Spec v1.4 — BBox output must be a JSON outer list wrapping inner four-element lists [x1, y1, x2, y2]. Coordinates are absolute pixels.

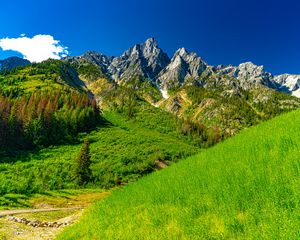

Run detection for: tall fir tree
[[74, 139, 92, 186]]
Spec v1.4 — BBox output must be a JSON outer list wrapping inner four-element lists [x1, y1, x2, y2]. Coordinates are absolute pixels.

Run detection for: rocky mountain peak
[[145, 37, 158, 48], [175, 47, 188, 57], [236, 61, 274, 89], [238, 62, 265, 74], [158, 48, 208, 89], [81, 51, 113, 65], [273, 74, 300, 97], [121, 38, 161, 59], [109, 38, 170, 81], [173, 48, 206, 65]]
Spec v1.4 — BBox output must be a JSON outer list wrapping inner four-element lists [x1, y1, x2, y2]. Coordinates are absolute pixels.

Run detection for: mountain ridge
[[2, 38, 299, 97], [0, 56, 31, 71], [60, 38, 300, 136], [1, 39, 300, 137], [64, 38, 300, 97]]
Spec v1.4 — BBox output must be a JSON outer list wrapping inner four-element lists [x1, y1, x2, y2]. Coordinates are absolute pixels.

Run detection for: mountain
[[64, 38, 300, 136], [0, 59, 88, 97], [213, 62, 300, 96], [109, 37, 170, 82], [273, 74, 300, 97], [214, 62, 275, 90], [65, 51, 113, 79], [66, 38, 170, 84], [0, 57, 31, 71], [0, 40, 298, 240], [67, 38, 299, 97]]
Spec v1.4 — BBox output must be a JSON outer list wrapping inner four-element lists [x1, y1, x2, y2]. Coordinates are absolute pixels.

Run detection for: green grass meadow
[[58, 109, 300, 239]]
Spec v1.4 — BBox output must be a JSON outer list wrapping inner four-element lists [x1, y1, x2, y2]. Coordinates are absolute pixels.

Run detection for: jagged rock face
[[68, 38, 170, 84], [109, 38, 170, 82], [80, 51, 113, 69], [214, 62, 279, 91], [158, 48, 208, 89], [236, 62, 274, 89], [64, 51, 113, 77], [0, 57, 30, 71], [274, 74, 300, 97], [213, 64, 239, 77]]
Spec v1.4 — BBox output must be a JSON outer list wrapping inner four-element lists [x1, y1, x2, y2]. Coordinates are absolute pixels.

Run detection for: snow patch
[[160, 88, 169, 99], [292, 88, 300, 98]]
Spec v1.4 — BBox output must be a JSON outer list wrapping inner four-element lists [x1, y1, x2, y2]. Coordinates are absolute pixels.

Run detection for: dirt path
[[0, 190, 110, 239], [0, 207, 82, 218], [0, 209, 82, 240]]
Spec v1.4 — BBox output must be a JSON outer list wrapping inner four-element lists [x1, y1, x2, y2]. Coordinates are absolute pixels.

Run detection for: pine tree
[[74, 139, 92, 186]]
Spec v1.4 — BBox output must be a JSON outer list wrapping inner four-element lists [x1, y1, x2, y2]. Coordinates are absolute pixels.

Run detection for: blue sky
[[0, 0, 299, 74]]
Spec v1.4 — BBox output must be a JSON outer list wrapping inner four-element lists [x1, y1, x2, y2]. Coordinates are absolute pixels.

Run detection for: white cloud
[[0, 34, 69, 63]]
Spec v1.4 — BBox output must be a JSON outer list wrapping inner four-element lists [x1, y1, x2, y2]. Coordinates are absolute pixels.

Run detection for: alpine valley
[[1, 37, 300, 191], [0, 38, 299, 239]]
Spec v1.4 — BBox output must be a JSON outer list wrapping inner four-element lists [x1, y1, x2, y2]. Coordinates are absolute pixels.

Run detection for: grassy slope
[[0, 189, 108, 210], [59, 109, 300, 240]]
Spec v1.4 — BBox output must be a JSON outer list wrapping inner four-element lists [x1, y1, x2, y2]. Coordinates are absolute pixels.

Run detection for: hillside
[[0, 59, 88, 97], [0, 59, 99, 155], [0, 57, 30, 71], [0, 110, 199, 199], [59, 109, 300, 239]]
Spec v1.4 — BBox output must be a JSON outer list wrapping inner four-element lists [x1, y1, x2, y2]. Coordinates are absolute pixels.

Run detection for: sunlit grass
[[59, 109, 300, 239], [0, 189, 108, 210]]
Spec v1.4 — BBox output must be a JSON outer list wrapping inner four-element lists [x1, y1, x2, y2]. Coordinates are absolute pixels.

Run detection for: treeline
[[179, 119, 223, 147], [0, 90, 100, 154]]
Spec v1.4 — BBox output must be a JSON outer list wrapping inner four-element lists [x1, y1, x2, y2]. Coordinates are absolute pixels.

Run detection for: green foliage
[[0, 59, 86, 98], [99, 80, 300, 151], [0, 90, 100, 154], [102, 85, 224, 147], [103, 84, 140, 118], [76, 63, 107, 81], [74, 139, 92, 186], [0, 111, 199, 196], [0, 59, 100, 155], [58, 109, 300, 240], [179, 84, 300, 136], [179, 119, 223, 147]]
